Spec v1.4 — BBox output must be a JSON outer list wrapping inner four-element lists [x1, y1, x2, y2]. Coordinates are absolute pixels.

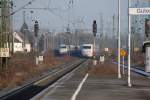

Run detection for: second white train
[[81, 44, 94, 57]]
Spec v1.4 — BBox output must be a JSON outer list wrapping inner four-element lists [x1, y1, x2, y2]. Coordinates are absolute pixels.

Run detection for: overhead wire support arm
[[23, 7, 64, 20], [10, 0, 37, 15]]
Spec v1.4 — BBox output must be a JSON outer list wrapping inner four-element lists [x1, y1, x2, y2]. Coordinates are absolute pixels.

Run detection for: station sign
[[0, 48, 10, 57], [129, 8, 150, 15]]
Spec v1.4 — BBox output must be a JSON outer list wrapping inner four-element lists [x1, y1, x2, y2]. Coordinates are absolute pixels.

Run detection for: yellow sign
[[120, 49, 127, 57]]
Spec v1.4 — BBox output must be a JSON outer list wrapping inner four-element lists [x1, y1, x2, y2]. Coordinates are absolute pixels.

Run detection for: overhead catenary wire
[[12, 0, 76, 30], [11, 0, 38, 15], [22, 0, 69, 21]]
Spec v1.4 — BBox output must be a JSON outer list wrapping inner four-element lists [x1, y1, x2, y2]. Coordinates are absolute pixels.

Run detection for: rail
[[0, 59, 87, 100]]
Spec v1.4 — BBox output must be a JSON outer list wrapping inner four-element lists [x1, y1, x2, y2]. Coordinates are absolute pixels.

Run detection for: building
[[13, 32, 31, 53], [43, 32, 54, 52]]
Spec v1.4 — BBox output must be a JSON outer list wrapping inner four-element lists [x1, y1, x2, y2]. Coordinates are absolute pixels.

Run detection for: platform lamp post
[[93, 20, 97, 65], [128, 0, 132, 87], [118, 0, 121, 79]]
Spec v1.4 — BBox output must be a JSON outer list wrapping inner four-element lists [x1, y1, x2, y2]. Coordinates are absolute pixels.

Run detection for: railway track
[[0, 59, 88, 100], [113, 62, 150, 77]]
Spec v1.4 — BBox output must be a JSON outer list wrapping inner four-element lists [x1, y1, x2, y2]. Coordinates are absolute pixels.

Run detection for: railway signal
[[93, 20, 97, 37], [92, 20, 97, 65], [34, 20, 39, 37], [34, 20, 39, 66]]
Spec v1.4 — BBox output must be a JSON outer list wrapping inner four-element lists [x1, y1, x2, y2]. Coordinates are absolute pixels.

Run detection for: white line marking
[[71, 73, 89, 100]]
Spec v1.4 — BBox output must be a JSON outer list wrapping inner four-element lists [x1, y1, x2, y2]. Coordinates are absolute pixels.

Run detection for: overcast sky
[[13, 0, 129, 32]]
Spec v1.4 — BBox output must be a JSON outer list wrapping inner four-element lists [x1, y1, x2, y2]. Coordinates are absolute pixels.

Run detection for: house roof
[[13, 32, 30, 43]]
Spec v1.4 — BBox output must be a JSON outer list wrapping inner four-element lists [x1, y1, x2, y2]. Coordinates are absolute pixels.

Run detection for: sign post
[[120, 49, 127, 75], [128, 1, 150, 87], [123, 56, 125, 75]]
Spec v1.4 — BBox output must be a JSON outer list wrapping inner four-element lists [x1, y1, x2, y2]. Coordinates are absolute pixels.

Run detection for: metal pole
[[1, 0, 5, 68], [94, 37, 96, 59], [10, 0, 14, 54], [118, 0, 121, 79], [12, 32, 14, 53], [122, 56, 125, 75], [0, 0, 2, 68], [93, 36, 97, 65], [23, 11, 26, 49], [99, 13, 103, 53], [149, 0, 150, 18], [128, 0, 132, 87]]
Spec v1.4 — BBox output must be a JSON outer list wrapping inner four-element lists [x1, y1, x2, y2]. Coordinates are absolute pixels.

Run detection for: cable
[[11, 0, 38, 15], [12, 0, 71, 24], [23, 7, 66, 20]]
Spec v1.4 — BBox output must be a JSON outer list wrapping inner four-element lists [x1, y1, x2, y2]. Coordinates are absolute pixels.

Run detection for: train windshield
[[83, 46, 91, 49], [60, 46, 67, 48]]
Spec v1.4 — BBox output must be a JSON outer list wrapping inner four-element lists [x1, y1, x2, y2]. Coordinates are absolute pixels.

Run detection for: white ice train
[[81, 44, 94, 57], [59, 44, 68, 54]]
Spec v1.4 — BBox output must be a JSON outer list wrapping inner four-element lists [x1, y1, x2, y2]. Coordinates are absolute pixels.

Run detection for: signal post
[[120, 49, 127, 75], [34, 20, 39, 66], [93, 20, 97, 65]]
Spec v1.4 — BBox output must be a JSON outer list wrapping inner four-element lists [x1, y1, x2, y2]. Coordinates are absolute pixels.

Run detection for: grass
[[0, 51, 76, 90]]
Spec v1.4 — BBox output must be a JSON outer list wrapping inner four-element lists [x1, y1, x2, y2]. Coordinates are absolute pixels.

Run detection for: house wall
[[14, 43, 24, 53], [25, 44, 31, 52]]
